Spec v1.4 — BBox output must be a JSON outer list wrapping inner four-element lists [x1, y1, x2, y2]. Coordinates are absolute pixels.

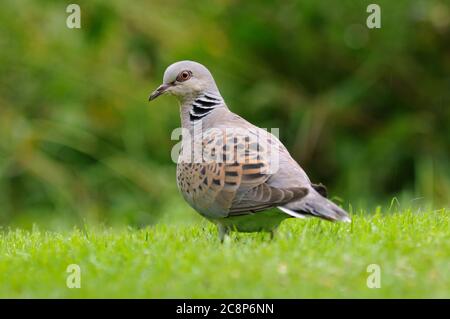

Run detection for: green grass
[[0, 208, 448, 298]]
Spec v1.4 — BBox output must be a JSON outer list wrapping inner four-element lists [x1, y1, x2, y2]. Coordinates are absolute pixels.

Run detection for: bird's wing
[[183, 125, 308, 217]]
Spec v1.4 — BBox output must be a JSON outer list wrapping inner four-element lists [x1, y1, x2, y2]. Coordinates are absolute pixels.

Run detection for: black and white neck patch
[[189, 93, 223, 122]]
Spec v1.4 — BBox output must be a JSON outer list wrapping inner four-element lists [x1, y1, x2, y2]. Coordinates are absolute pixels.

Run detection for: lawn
[[0, 208, 448, 298]]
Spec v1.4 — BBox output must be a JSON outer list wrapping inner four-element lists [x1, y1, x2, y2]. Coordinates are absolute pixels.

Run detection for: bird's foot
[[270, 228, 277, 240], [218, 224, 230, 243]]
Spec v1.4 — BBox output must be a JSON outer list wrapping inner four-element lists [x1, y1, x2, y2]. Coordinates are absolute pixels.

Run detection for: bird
[[149, 60, 350, 241]]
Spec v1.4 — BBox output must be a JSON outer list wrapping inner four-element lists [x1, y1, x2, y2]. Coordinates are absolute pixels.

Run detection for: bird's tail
[[278, 189, 351, 222]]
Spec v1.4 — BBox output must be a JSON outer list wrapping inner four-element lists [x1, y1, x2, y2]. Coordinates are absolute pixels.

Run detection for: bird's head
[[149, 60, 219, 102]]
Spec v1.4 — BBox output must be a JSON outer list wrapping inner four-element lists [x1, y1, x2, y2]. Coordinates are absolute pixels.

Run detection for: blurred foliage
[[0, 0, 449, 227]]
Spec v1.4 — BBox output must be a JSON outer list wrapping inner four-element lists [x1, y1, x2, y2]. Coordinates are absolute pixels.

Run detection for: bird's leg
[[270, 228, 278, 240], [217, 223, 230, 243]]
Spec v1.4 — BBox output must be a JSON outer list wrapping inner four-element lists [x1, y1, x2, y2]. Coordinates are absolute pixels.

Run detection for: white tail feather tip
[[278, 206, 307, 219], [342, 216, 352, 223]]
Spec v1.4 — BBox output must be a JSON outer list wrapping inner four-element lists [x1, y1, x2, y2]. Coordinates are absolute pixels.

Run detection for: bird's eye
[[177, 70, 192, 82]]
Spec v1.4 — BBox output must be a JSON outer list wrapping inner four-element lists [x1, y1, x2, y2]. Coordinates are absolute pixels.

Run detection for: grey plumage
[[149, 60, 350, 240]]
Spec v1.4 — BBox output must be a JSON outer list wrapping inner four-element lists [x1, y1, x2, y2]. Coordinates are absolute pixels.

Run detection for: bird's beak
[[148, 83, 172, 101]]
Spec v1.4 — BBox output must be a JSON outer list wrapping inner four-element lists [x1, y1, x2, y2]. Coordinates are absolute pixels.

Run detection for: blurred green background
[[0, 0, 448, 229]]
